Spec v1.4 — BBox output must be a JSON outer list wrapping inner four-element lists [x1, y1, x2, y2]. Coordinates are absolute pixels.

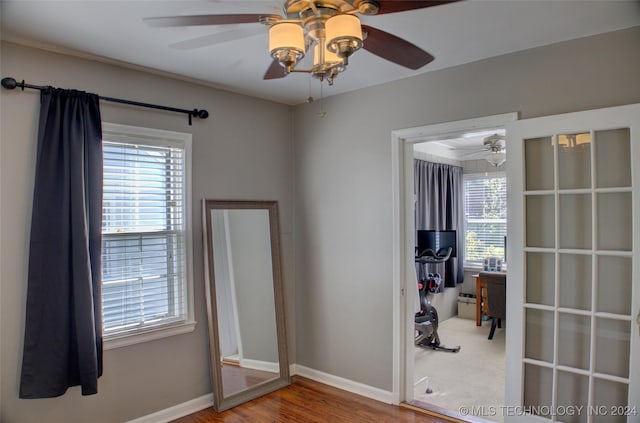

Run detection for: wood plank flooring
[[171, 376, 456, 423], [220, 364, 280, 397]]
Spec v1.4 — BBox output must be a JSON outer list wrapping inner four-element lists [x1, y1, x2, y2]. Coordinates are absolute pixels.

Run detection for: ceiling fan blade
[[361, 25, 434, 70], [143, 14, 280, 27], [263, 59, 286, 80], [460, 149, 490, 158], [373, 0, 460, 15], [170, 27, 265, 50], [454, 146, 489, 152]]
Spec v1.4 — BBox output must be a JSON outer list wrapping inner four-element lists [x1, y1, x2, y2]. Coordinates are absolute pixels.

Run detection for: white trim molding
[[239, 358, 280, 373], [126, 394, 213, 423], [293, 364, 394, 404], [127, 363, 394, 422], [390, 112, 519, 406]]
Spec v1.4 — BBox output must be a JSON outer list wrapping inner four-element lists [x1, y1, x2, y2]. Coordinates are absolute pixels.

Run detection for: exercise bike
[[414, 247, 460, 353]]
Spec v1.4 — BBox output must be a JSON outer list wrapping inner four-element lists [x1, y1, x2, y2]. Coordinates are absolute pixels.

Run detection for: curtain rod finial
[[192, 109, 209, 119], [2, 77, 18, 90]]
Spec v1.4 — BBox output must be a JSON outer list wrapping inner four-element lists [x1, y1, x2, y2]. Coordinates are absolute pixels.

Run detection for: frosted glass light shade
[[314, 41, 341, 66], [325, 14, 362, 54], [486, 151, 506, 167], [269, 23, 304, 55]]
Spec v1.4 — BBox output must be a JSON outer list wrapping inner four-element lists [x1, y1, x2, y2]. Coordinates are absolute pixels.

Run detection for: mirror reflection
[[203, 200, 289, 411]]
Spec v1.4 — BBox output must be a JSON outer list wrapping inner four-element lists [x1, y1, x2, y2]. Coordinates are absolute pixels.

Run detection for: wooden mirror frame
[[202, 199, 290, 411]]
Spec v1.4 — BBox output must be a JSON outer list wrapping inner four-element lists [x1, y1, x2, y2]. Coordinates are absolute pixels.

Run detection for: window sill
[[464, 265, 483, 272], [464, 265, 508, 273], [104, 320, 197, 350]]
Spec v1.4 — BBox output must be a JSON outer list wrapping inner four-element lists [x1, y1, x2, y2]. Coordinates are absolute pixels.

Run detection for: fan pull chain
[[306, 77, 314, 104], [317, 79, 327, 118]]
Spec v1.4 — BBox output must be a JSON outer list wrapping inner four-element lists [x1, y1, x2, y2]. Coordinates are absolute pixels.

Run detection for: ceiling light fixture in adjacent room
[[483, 133, 506, 167], [485, 151, 506, 167]]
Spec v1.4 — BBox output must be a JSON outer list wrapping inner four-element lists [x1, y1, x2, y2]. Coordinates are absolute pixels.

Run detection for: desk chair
[[480, 272, 506, 340]]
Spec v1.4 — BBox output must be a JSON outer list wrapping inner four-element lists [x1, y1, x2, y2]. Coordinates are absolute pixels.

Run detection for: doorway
[[412, 132, 507, 419], [390, 112, 518, 418], [393, 104, 640, 423]]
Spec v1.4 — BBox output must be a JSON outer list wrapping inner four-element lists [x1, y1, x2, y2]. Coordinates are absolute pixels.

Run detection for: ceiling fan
[[444, 133, 506, 166], [144, 0, 459, 84], [469, 133, 506, 166]]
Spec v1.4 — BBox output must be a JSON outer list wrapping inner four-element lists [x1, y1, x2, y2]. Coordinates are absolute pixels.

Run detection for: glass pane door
[[505, 104, 640, 422]]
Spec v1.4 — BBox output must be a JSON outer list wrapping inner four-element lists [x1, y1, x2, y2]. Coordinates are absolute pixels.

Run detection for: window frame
[[463, 171, 507, 270], [101, 122, 196, 350]]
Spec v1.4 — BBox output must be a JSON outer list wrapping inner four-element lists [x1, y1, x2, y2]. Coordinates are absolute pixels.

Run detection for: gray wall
[[211, 210, 239, 358], [292, 26, 640, 392], [0, 42, 294, 422], [227, 209, 279, 363]]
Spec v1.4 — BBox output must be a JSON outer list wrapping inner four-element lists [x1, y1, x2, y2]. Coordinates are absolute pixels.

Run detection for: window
[[101, 123, 195, 348], [463, 172, 507, 268]]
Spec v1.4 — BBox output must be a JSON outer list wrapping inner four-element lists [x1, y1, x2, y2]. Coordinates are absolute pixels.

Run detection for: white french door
[[505, 104, 640, 422]]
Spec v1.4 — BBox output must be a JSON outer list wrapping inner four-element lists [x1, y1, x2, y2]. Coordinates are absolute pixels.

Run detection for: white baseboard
[[127, 364, 392, 422], [292, 364, 394, 404], [126, 393, 213, 423], [239, 358, 280, 373]]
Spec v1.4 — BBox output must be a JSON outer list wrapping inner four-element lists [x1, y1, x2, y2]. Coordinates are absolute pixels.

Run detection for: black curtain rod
[[1, 77, 209, 126]]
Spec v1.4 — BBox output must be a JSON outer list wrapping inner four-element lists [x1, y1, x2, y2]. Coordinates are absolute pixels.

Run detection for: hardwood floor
[[171, 376, 456, 423], [220, 364, 279, 397]]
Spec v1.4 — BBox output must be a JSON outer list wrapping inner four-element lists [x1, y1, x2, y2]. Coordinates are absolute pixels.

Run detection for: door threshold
[[402, 400, 497, 423]]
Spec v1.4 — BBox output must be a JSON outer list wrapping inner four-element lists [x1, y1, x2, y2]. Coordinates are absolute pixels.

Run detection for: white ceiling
[[1, 0, 639, 105], [414, 129, 506, 161]]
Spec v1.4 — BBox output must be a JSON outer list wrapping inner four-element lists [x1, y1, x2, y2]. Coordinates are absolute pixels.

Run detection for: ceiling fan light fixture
[[312, 41, 344, 79], [325, 14, 363, 58], [357, 0, 380, 15], [269, 23, 305, 70], [146, 0, 446, 86], [486, 151, 506, 167], [314, 43, 342, 66]]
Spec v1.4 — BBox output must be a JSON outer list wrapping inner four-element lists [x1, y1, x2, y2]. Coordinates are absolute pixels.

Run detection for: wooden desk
[[474, 274, 486, 326]]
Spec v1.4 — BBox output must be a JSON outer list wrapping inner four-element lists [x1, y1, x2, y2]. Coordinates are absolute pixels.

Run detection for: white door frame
[[390, 112, 519, 404]]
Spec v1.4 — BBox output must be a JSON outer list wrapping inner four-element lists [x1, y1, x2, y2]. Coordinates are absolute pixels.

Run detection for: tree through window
[[464, 173, 507, 267]]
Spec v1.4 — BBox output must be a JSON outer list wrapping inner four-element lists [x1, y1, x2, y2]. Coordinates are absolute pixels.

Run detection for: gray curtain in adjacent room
[[19, 88, 103, 398], [414, 159, 464, 287]]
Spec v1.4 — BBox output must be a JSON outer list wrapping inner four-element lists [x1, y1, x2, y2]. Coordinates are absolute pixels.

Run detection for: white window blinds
[[463, 173, 507, 267], [101, 125, 192, 340]]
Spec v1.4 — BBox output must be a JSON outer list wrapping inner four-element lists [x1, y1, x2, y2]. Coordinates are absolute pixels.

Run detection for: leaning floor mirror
[[202, 199, 290, 411]]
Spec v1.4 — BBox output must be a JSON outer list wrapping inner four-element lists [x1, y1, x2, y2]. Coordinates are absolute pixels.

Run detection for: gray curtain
[[20, 88, 103, 398], [414, 159, 464, 287]]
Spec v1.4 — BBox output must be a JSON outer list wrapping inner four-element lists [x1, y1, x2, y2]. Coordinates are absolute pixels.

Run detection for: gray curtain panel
[[414, 159, 464, 287], [20, 88, 103, 398]]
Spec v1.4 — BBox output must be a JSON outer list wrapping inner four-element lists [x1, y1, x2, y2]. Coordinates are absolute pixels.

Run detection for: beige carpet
[[413, 316, 505, 422]]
